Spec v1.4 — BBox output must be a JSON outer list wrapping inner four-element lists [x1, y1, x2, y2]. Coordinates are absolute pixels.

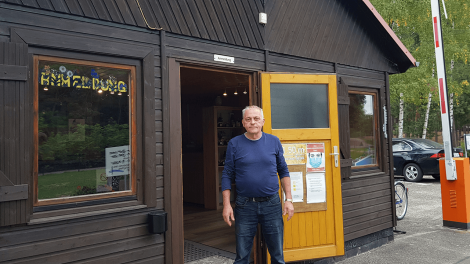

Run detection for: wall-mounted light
[[243, 88, 247, 94], [223, 89, 227, 96], [98, 88, 103, 94], [43, 87, 48, 91], [110, 90, 115, 94], [234, 89, 238, 95], [118, 92, 122, 96]]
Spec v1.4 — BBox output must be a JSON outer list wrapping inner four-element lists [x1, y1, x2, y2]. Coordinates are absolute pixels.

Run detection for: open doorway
[[180, 65, 252, 261]]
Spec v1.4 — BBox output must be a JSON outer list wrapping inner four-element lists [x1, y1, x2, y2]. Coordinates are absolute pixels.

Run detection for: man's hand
[[283, 201, 294, 221], [222, 190, 235, 226], [222, 204, 235, 226]]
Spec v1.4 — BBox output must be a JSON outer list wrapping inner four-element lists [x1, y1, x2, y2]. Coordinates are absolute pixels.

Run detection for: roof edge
[[362, 0, 416, 68]]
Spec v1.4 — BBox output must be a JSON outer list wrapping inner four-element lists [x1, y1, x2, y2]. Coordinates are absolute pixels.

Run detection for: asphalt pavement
[[337, 175, 470, 264]]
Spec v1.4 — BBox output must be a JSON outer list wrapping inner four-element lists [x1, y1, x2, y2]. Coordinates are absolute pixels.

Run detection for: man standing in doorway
[[222, 105, 294, 264]]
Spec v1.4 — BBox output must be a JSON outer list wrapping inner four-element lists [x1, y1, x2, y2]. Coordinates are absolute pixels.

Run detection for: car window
[[411, 139, 443, 149], [393, 141, 412, 151]]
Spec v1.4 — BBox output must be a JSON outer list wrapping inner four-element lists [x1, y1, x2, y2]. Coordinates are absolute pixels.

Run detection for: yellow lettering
[[118, 81, 127, 92], [40, 73, 50, 85], [73, 75, 81, 88], [61, 75, 70, 87], [82, 77, 90, 89], [51, 73, 61, 87], [101, 80, 108, 91], [93, 78, 100, 90]]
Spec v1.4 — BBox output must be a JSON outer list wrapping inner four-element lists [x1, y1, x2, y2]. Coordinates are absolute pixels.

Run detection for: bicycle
[[395, 181, 408, 220]]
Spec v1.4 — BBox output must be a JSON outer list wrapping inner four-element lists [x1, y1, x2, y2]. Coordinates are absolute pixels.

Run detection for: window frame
[[33, 55, 138, 207], [348, 90, 381, 170]]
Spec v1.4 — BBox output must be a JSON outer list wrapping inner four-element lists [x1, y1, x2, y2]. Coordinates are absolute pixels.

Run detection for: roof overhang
[[362, 0, 417, 69]]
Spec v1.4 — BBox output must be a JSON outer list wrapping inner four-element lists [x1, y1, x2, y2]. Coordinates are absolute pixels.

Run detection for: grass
[[351, 148, 369, 160], [38, 169, 101, 199]]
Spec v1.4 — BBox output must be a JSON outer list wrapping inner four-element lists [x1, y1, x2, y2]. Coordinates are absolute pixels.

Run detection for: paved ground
[[189, 175, 470, 263], [337, 175, 470, 264]]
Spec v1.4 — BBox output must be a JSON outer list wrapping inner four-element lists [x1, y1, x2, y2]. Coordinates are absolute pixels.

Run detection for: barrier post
[[440, 158, 470, 229]]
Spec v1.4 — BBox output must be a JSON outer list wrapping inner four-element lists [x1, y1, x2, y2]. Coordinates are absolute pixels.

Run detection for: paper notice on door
[[290, 171, 304, 202], [306, 173, 326, 204]]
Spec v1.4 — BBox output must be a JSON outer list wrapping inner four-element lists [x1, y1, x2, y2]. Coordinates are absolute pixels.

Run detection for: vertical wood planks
[[0, 42, 30, 226]]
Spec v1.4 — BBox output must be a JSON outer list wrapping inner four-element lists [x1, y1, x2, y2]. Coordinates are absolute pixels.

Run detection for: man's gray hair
[[242, 105, 264, 119]]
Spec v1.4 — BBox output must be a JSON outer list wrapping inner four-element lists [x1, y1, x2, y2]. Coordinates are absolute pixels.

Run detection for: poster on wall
[[105, 145, 130, 177], [290, 171, 304, 202], [306, 143, 325, 172], [306, 173, 326, 204], [282, 143, 307, 165]]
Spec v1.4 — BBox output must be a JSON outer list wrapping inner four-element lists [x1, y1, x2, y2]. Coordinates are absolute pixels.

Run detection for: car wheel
[[432, 174, 440, 180], [403, 163, 423, 182]]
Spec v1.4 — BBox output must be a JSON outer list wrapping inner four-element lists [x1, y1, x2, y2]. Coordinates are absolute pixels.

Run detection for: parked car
[[392, 138, 463, 182]]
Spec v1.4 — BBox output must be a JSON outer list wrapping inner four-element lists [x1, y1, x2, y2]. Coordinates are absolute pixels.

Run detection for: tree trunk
[[422, 93, 432, 139], [398, 93, 404, 138]]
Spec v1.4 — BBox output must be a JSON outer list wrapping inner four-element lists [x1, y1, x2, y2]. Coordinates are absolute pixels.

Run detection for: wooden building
[[0, 0, 415, 263]]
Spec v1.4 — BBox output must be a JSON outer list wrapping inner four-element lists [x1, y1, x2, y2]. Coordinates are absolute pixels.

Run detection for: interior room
[[180, 66, 250, 257]]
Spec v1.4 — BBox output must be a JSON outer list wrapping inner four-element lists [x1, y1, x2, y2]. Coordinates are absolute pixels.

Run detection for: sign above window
[[39, 63, 129, 94]]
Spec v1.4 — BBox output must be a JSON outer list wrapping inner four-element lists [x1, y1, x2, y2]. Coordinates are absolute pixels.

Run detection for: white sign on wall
[[106, 145, 130, 177], [214, 54, 235, 63]]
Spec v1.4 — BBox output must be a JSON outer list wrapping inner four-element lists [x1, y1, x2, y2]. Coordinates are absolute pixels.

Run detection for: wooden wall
[[0, 4, 164, 263], [0, 210, 164, 263], [0, 1, 400, 262], [268, 53, 394, 242], [0, 0, 414, 74]]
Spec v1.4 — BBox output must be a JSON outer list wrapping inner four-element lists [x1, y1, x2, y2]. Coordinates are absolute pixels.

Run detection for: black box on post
[[148, 211, 167, 234]]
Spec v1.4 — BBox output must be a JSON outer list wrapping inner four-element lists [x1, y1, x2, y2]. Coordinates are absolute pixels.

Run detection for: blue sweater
[[221, 132, 290, 197]]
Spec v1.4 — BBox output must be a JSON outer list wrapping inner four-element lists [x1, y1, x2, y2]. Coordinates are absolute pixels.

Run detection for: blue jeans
[[234, 193, 285, 264]]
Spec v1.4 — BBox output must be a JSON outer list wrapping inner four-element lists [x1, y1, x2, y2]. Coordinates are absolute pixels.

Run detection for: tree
[[370, 0, 470, 142]]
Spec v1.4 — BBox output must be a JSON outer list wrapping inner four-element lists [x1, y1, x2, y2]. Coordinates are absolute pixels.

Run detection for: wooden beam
[[0, 184, 28, 202], [0, 64, 27, 81]]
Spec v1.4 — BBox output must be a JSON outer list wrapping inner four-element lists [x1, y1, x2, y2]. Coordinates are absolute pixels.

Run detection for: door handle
[[330, 146, 339, 168]]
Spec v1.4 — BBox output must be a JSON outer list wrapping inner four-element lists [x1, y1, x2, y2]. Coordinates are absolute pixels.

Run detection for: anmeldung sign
[[214, 54, 235, 64], [105, 145, 130, 177]]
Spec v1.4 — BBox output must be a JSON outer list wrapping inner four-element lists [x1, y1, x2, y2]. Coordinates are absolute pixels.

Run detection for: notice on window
[[290, 171, 304, 202], [106, 145, 130, 177], [306, 143, 325, 172], [306, 173, 326, 204], [466, 134, 470, 150], [282, 143, 307, 165]]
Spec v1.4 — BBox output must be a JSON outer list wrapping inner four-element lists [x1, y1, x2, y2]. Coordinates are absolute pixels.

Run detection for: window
[[34, 56, 136, 206], [270, 83, 329, 129], [392, 141, 412, 152], [349, 92, 378, 167]]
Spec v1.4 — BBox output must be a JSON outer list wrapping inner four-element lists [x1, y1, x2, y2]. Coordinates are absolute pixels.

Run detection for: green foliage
[[39, 123, 129, 162], [370, 0, 470, 138], [73, 186, 97, 196]]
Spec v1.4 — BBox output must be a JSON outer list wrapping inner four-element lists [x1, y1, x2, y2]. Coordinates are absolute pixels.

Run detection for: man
[[221, 105, 294, 264]]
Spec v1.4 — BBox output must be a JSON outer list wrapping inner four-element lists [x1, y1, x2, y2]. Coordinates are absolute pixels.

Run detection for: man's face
[[242, 108, 265, 135]]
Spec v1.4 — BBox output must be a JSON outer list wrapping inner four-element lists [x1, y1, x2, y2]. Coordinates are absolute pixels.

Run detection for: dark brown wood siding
[[0, 0, 265, 49], [0, 210, 164, 263], [0, 42, 32, 227], [336, 65, 394, 241], [268, 54, 394, 242], [0, 0, 414, 73], [265, 0, 410, 73], [0, 5, 163, 263]]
